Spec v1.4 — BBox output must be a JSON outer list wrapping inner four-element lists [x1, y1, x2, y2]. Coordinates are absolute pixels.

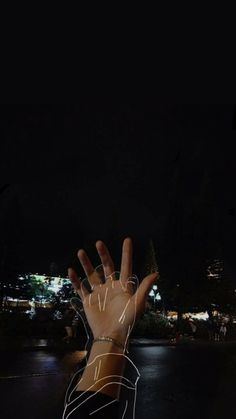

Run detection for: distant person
[[220, 323, 227, 341], [29, 299, 36, 319], [175, 328, 182, 343], [189, 319, 197, 339], [207, 319, 214, 341], [62, 305, 75, 344], [213, 320, 220, 341], [72, 312, 79, 339], [168, 321, 176, 344]]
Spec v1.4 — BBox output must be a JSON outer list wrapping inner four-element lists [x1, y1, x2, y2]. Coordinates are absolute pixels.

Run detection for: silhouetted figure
[[220, 323, 227, 341], [62, 306, 75, 343], [213, 320, 220, 341]]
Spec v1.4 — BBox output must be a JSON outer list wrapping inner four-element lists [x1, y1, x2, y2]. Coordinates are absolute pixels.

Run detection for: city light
[[1, 273, 73, 310]]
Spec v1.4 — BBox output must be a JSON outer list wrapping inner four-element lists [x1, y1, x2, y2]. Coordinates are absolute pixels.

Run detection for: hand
[[68, 238, 158, 346]]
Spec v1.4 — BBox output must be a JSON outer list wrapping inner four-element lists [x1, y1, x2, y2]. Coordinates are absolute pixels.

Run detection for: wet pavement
[[132, 343, 236, 419], [1, 342, 236, 419]]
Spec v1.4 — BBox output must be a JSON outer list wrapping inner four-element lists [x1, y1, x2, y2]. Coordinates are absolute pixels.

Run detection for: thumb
[[135, 272, 159, 318]]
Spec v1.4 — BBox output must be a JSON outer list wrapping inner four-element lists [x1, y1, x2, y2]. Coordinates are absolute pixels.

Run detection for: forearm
[[76, 340, 127, 399]]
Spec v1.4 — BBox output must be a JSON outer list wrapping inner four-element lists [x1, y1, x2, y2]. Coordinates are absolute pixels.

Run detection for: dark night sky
[[0, 104, 235, 281]]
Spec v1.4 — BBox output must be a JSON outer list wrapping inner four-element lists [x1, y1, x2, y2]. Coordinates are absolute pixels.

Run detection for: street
[[1, 343, 236, 419]]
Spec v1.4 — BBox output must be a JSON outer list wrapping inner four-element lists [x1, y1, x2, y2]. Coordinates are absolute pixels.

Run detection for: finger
[[125, 274, 139, 294], [77, 249, 101, 288], [95, 264, 106, 283], [95, 241, 115, 278], [68, 268, 89, 300], [70, 297, 83, 313], [134, 272, 159, 318], [120, 237, 132, 283]]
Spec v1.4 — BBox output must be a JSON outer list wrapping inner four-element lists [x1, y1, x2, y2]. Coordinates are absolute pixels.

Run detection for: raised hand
[[68, 238, 158, 347]]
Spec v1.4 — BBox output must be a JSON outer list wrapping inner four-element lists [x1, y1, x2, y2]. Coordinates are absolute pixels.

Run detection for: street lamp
[[151, 285, 158, 311]]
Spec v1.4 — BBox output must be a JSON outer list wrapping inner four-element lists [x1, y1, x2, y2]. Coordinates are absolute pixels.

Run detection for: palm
[[83, 279, 136, 339], [68, 238, 158, 346]]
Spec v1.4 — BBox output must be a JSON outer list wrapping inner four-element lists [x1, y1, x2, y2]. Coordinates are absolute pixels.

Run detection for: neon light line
[[98, 293, 102, 312], [102, 288, 108, 311], [89, 398, 117, 415], [118, 299, 130, 323], [121, 400, 128, 419]]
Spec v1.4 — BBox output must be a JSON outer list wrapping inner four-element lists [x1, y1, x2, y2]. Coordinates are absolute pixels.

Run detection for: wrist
[[93, 329, 130, 348], [93, 335, 128, 353]]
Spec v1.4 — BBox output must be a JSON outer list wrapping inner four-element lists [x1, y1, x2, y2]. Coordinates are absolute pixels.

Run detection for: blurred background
[[0, 103, 235, 340]]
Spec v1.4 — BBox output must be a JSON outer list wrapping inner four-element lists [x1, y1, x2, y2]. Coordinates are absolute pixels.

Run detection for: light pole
[[153, 285, 158, 311]]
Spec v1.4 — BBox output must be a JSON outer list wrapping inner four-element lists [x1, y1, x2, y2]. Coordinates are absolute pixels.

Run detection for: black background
[[0, 103, 235, 284]]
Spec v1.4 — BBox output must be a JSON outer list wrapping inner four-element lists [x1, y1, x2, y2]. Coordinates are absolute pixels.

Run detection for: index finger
[[68, 267, 89, 300]]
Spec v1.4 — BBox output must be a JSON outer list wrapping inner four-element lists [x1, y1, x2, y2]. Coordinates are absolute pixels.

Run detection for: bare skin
[[68, 238, 159, 398]]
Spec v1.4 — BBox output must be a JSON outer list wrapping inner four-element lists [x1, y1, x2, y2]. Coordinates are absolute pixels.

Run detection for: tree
[[57, 282, 74, 302], [143, 239, 159, 276]]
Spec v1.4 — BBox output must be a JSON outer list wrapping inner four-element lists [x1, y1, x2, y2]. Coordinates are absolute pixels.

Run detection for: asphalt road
[[1, 344, 236, 419]]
